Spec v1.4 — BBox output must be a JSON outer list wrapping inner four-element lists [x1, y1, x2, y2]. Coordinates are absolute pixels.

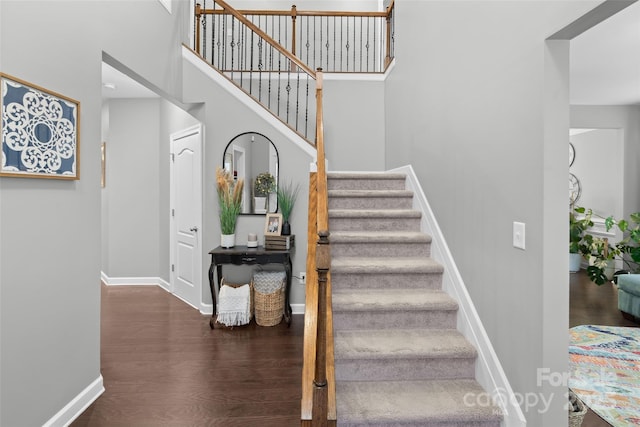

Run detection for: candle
[[247, 233, 258, 247]]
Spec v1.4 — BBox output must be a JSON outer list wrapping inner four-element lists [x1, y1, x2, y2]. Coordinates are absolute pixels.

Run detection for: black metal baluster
[[202, 4, 207, 62], [305, 75, 309, 139], [353, 17, 356, 72], [277, 50, 281, 117], [333, 17, 336, 72], [267, 45, 273, 109], [250, 30, 254, 95], [373, 17, 377, 72], [319, 16, 323, 71], [360, 17, 363, 72], [295, 69, 300, 132], [325, 15, 330, 71], [258, 35, 263, 102], [286, 66, 291, 124], [305, 16, 311, 65], [346, 17, 350, 71], [230, 17, 235, 78]]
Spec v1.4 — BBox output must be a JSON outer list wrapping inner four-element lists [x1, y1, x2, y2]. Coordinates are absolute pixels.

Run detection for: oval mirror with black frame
[[222, 132, 279, 215]]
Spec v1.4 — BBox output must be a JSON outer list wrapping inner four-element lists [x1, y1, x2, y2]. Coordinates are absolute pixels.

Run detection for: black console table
[[208, 245, 293, 329]]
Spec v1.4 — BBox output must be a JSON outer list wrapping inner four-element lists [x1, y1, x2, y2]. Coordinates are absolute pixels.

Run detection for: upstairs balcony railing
[[195, 1, 395, 74], [194, 0, 319, 143]]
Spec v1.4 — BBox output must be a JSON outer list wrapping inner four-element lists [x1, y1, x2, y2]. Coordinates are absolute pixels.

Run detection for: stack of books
[[265, 235, 295, 250]]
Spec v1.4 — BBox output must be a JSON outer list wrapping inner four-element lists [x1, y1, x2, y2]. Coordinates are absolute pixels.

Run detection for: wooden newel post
[[312, 230, 330, 425], [291, 5, 298, 57], [195, 3, 202, 55], [384, 8, 392, 67]]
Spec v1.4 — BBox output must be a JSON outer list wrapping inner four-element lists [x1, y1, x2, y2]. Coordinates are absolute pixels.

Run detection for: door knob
[[190, 226, 198, 232]]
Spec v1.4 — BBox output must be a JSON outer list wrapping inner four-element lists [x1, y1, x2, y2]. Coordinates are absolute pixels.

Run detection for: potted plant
[[216, 167, 244, 247], [253, 172, 276, 214], [570, 208, 592, 273], [575, 207, 640, 285], [277, 182, 300, 236]]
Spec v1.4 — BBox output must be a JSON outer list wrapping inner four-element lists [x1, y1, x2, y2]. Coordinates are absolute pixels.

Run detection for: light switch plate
[[513, 222, 526, 250]]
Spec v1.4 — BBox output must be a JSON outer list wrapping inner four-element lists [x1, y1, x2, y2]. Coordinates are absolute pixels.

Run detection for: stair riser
[[333, 310, 457, 330], [331, 242, 431, 258], [335, 358, 476, 381], [329, 196, 414, 210], [331, 272, 443, 290], [328, 178, 406, 191], [330, 217, 421, 232]]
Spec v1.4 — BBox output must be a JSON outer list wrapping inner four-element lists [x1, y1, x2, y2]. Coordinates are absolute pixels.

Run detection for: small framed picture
[[264, 213, 282, 236]]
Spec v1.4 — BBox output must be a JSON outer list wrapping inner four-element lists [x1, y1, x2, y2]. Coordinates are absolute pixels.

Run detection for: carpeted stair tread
[[331, 231, 431, 244], [328, 172, 408, 180], [331, 257, 444, 274], [333, 288, 457, 312], [336, 379, 502, 426], [329, 209, 422, 219], [329, 189, 414, 198], [334, 329, 477, 360]]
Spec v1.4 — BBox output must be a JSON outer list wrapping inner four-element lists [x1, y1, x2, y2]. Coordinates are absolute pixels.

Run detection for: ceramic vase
[[221, 233, 235, 248]]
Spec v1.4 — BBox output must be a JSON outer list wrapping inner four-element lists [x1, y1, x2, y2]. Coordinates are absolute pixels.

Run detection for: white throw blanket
[[217, 284, 251, 326]]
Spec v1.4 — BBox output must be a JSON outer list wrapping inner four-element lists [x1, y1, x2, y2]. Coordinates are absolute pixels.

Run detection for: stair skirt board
[[327, 169, 522, 427]]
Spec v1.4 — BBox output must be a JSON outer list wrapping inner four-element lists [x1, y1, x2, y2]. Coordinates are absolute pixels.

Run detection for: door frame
[[169, 123, 204, 311]]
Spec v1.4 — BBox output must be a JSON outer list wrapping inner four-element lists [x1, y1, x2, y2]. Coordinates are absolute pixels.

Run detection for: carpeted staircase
[[328, 172, 502, 427]]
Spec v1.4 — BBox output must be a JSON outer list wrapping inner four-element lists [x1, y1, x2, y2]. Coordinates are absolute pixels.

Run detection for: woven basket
[[568, 390, 587, 427], [252, 271, 286, 327], [218, 278, 253, 324]]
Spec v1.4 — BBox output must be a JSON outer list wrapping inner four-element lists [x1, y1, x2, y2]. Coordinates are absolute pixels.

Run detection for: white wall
[[569, 128, 624, 219], [384, 2, 601, 425], [0, 0, 191, 424], [571, 106, 640, 218]]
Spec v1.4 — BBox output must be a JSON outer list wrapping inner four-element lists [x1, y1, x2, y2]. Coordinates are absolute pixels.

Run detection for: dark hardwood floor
[[570, 269, 639, 427], [71, 271, 637, 426], [72, 284, 304, 427]]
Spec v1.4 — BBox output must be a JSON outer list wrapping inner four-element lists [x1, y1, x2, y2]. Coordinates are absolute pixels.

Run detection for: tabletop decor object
[[216, 166, 244, 247]]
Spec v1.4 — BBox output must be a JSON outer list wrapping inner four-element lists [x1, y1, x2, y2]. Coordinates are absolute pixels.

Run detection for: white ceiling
[[570, 0, 640, 106], [101, 2, 640, 105], [101, 62, 158, 99]]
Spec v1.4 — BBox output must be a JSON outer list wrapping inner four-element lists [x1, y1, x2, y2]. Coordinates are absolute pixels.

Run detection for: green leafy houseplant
[[254, 172, 276, 197], [574, 206, 640, 285], [277, 182, 300, 223], [216, 167, 244, 234]]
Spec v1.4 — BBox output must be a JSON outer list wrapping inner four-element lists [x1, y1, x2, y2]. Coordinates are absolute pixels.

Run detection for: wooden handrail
[[196, 0, 317, 78]]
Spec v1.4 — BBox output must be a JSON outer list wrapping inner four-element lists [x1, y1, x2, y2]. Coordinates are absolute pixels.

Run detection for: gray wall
[[0, 0, 191, 424], [571, 106, 640, 218], [104, 99, 161, 277], [183, 56, 315, 307], [102, 98, 199, 281], [324, 78, 386, 171], [383, 2, 600, 425]]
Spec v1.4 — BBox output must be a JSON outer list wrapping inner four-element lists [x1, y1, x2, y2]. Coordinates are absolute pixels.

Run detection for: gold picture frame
[[264, 213, 282, 236], [0, 73, 80, 180]]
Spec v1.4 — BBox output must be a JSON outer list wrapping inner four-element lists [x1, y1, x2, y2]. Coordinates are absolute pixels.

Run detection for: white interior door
[[170, 125, 202, 309]]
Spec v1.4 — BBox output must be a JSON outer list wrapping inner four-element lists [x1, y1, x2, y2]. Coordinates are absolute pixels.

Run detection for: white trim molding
[[43, 375, 104, 427], [390, 165, 527, 427], [101, 272, 170, 292]]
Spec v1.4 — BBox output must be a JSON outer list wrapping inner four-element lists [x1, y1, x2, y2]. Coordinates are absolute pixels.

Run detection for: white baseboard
[[101, 272, 170, 291], [291, 303, 305, 315], [390, 165, 526, 427], [43, 375, 104, 427]]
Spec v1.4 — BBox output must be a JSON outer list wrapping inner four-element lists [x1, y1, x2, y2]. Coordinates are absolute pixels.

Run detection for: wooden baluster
[[196, 3, 202, 55]]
